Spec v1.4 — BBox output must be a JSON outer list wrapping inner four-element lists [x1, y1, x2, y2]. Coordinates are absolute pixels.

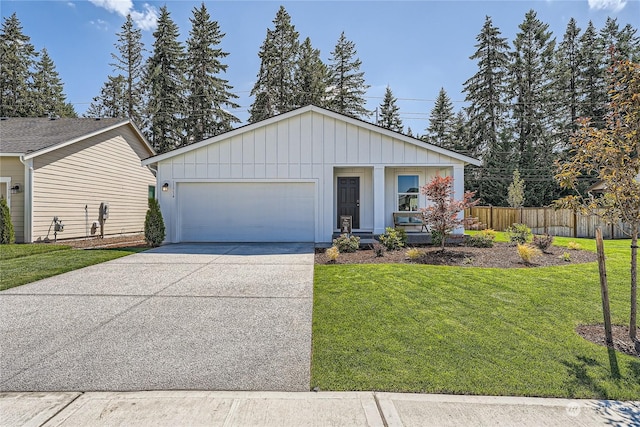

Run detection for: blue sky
[[2, 0, 638, 131]]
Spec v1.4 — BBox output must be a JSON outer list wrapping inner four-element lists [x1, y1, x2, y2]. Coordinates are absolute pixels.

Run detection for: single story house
[[0, 117, 156, 242], [142, 105, 481, 244]]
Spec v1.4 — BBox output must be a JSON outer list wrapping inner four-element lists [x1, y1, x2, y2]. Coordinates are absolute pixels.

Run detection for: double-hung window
[[397, 175, 419, 212]]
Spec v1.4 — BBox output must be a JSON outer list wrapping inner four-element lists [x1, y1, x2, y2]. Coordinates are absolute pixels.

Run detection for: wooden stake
[[596, 227, 614, 347]]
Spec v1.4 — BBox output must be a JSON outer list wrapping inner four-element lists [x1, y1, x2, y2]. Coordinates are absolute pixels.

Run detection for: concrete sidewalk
[[1, 391, 638, 427]]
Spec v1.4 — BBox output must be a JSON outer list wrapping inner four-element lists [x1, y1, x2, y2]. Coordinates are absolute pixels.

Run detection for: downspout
[[19, 155, 33, 243]]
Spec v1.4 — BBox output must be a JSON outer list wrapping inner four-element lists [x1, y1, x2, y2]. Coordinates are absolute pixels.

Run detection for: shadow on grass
[[86, 246, 149, 254], [562, 356, 610, 398]]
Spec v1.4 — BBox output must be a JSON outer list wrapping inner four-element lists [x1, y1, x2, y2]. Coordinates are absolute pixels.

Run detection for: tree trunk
[[631, 229, 639, 352], [596, 228, 614, 347]]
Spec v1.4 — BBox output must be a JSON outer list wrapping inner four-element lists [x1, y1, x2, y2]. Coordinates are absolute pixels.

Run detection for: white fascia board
[[22, 119, 144, 160], [0, 153, 24, 157]]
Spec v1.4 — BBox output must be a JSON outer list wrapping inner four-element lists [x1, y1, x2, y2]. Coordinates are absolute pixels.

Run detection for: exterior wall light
[[10, 184, 22, 194], [162, 182, 170, 192]]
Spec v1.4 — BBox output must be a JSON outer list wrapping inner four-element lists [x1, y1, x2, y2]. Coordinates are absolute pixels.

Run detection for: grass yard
[[0, 244, 146, 291], [311, 235, 640, 400]]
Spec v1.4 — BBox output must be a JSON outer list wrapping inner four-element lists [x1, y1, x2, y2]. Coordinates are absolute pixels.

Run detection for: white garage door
[[177, 182, 315, 242]]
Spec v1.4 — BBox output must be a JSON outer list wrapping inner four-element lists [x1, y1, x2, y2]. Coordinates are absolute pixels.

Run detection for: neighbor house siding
[[31, 126, 155, 241], [0, 157, 25, 242]]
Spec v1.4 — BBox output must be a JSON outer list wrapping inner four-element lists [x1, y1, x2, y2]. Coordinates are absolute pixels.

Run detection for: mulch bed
[[54, 233, 149, 249], [315, 242, 597, 268], [577, 324, 640, 358]]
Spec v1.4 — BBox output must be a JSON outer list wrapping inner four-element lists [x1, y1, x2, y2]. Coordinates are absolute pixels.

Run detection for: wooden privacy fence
[[464, 206, 631, 239]]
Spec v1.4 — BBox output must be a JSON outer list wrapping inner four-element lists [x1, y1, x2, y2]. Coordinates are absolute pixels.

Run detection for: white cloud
[[588, 0, 627, 12], [67, 2, 76, 8], [88, 0, 158, 30], [90, 19, 109, 31]]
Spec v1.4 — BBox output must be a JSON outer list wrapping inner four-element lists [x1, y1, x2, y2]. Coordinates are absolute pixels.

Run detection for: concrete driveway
[[0, 243, 314, 392]]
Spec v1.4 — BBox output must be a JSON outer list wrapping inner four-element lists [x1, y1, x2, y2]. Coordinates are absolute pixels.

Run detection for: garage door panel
[[178, 183, 315, 242]]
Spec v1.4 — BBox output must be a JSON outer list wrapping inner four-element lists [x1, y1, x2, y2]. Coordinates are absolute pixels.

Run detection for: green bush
[[466, 230, 495, 248], [506, 223, 532, 245], [379, 227, 407, 251], [0, 196, 15, 244], [332, 233, 360, 253], [144, 198, 165, 247], [532, 234, 554, 253], [431, 230, 444, 248]]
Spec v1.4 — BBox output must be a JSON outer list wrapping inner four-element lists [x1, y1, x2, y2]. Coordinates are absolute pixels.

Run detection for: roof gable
[[143, 106, 481, 166], [0, 117, 154, 158]]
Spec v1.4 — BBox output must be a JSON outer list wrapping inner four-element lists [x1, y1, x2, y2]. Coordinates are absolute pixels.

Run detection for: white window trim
[[396, 174, 421, 212]]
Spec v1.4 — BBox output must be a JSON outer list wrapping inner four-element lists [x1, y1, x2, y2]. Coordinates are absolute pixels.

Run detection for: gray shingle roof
[[0, 117, 129, 155]]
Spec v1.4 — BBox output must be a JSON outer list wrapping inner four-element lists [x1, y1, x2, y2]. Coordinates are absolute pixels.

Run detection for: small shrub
[[326, 246, 340, 262], [517, 243, 542, 265], [332, 233, 360, 253], [560, 252, 571, 262], [405, 247, 423, 261], [466, 229, 496, 248], [372, 243, 385, 257], [532, 234, 554, 253], [567, 241, 582, 250], [431, 230, 444, 248], [507, 223, 532, 245], [144, 198, 165, 247], [379, 227, 407, 251], [0, 196, 15, 244]]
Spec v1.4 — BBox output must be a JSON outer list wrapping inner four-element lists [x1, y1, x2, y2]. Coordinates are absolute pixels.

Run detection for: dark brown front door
[[337, 177, 360, 229]]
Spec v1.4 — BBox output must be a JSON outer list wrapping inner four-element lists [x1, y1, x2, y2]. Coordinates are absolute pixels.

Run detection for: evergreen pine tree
[[510, 10, 558, 206], [377, 86, 403, 132], [553, 18, 582, 147], [85, 75, 127, 118], [143, 6, 186, 153], [144, 198, 165, 247], [600, 18, 640, 63], [30, 48, 76, 117], [0, 13, 36, 117], [326, 31, 370, 118], [185, 3, 239, 143], [463, 16, 511, 160], [578, 21, 607, 128], [111, 14, 145, 125], [249, 6, 299, 122], [426, 88, 455, 149], [294, 37, 327, 108]]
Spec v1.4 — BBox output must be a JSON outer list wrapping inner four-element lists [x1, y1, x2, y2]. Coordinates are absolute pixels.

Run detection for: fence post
[[573, 210, 578, 238], [489, 205, 493, 230]]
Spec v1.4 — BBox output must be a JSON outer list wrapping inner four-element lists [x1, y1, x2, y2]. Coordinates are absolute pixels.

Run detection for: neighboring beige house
[[0, 117, 156, 242]]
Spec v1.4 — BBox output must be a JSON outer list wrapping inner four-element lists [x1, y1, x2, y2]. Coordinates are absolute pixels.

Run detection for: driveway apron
[[0, 243, 314, 392]]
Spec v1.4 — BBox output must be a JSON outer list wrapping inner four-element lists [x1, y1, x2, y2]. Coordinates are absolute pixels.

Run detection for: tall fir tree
[[577, 21, 607, 128], [110, 14, 145, 125], [553, 18, 582, 147], [600, 17, 640, 63], [510, 10, 558, 206], [85, 75, 127, 118], [294, 37, 327, 108], [30, 48, 76, 117], [377, 86, 403, 132], [185, 3, 239, 143], [425, 88, 456, 149], [0, 13, 36, 117], [249, 6, 299, 123], [326, 31, 370, 118], [462, 16, 511, 203], [144, 5, 186, 153]]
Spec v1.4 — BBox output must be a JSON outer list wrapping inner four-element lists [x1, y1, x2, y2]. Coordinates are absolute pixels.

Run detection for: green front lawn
[[312, 236, 640, 400], [0, 244, 146, 291]]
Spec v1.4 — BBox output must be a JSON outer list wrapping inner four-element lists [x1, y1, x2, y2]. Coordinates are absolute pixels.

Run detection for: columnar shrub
[[0, 196, 15, 244], [332, 233, 360, 253], [379, 227, 407, 251], [507, 223, 532, 245], [144, 198, 165, 247]]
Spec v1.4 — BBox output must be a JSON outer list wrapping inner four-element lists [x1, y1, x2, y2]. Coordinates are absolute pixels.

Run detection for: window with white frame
[[397, 175, 419, 212]]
